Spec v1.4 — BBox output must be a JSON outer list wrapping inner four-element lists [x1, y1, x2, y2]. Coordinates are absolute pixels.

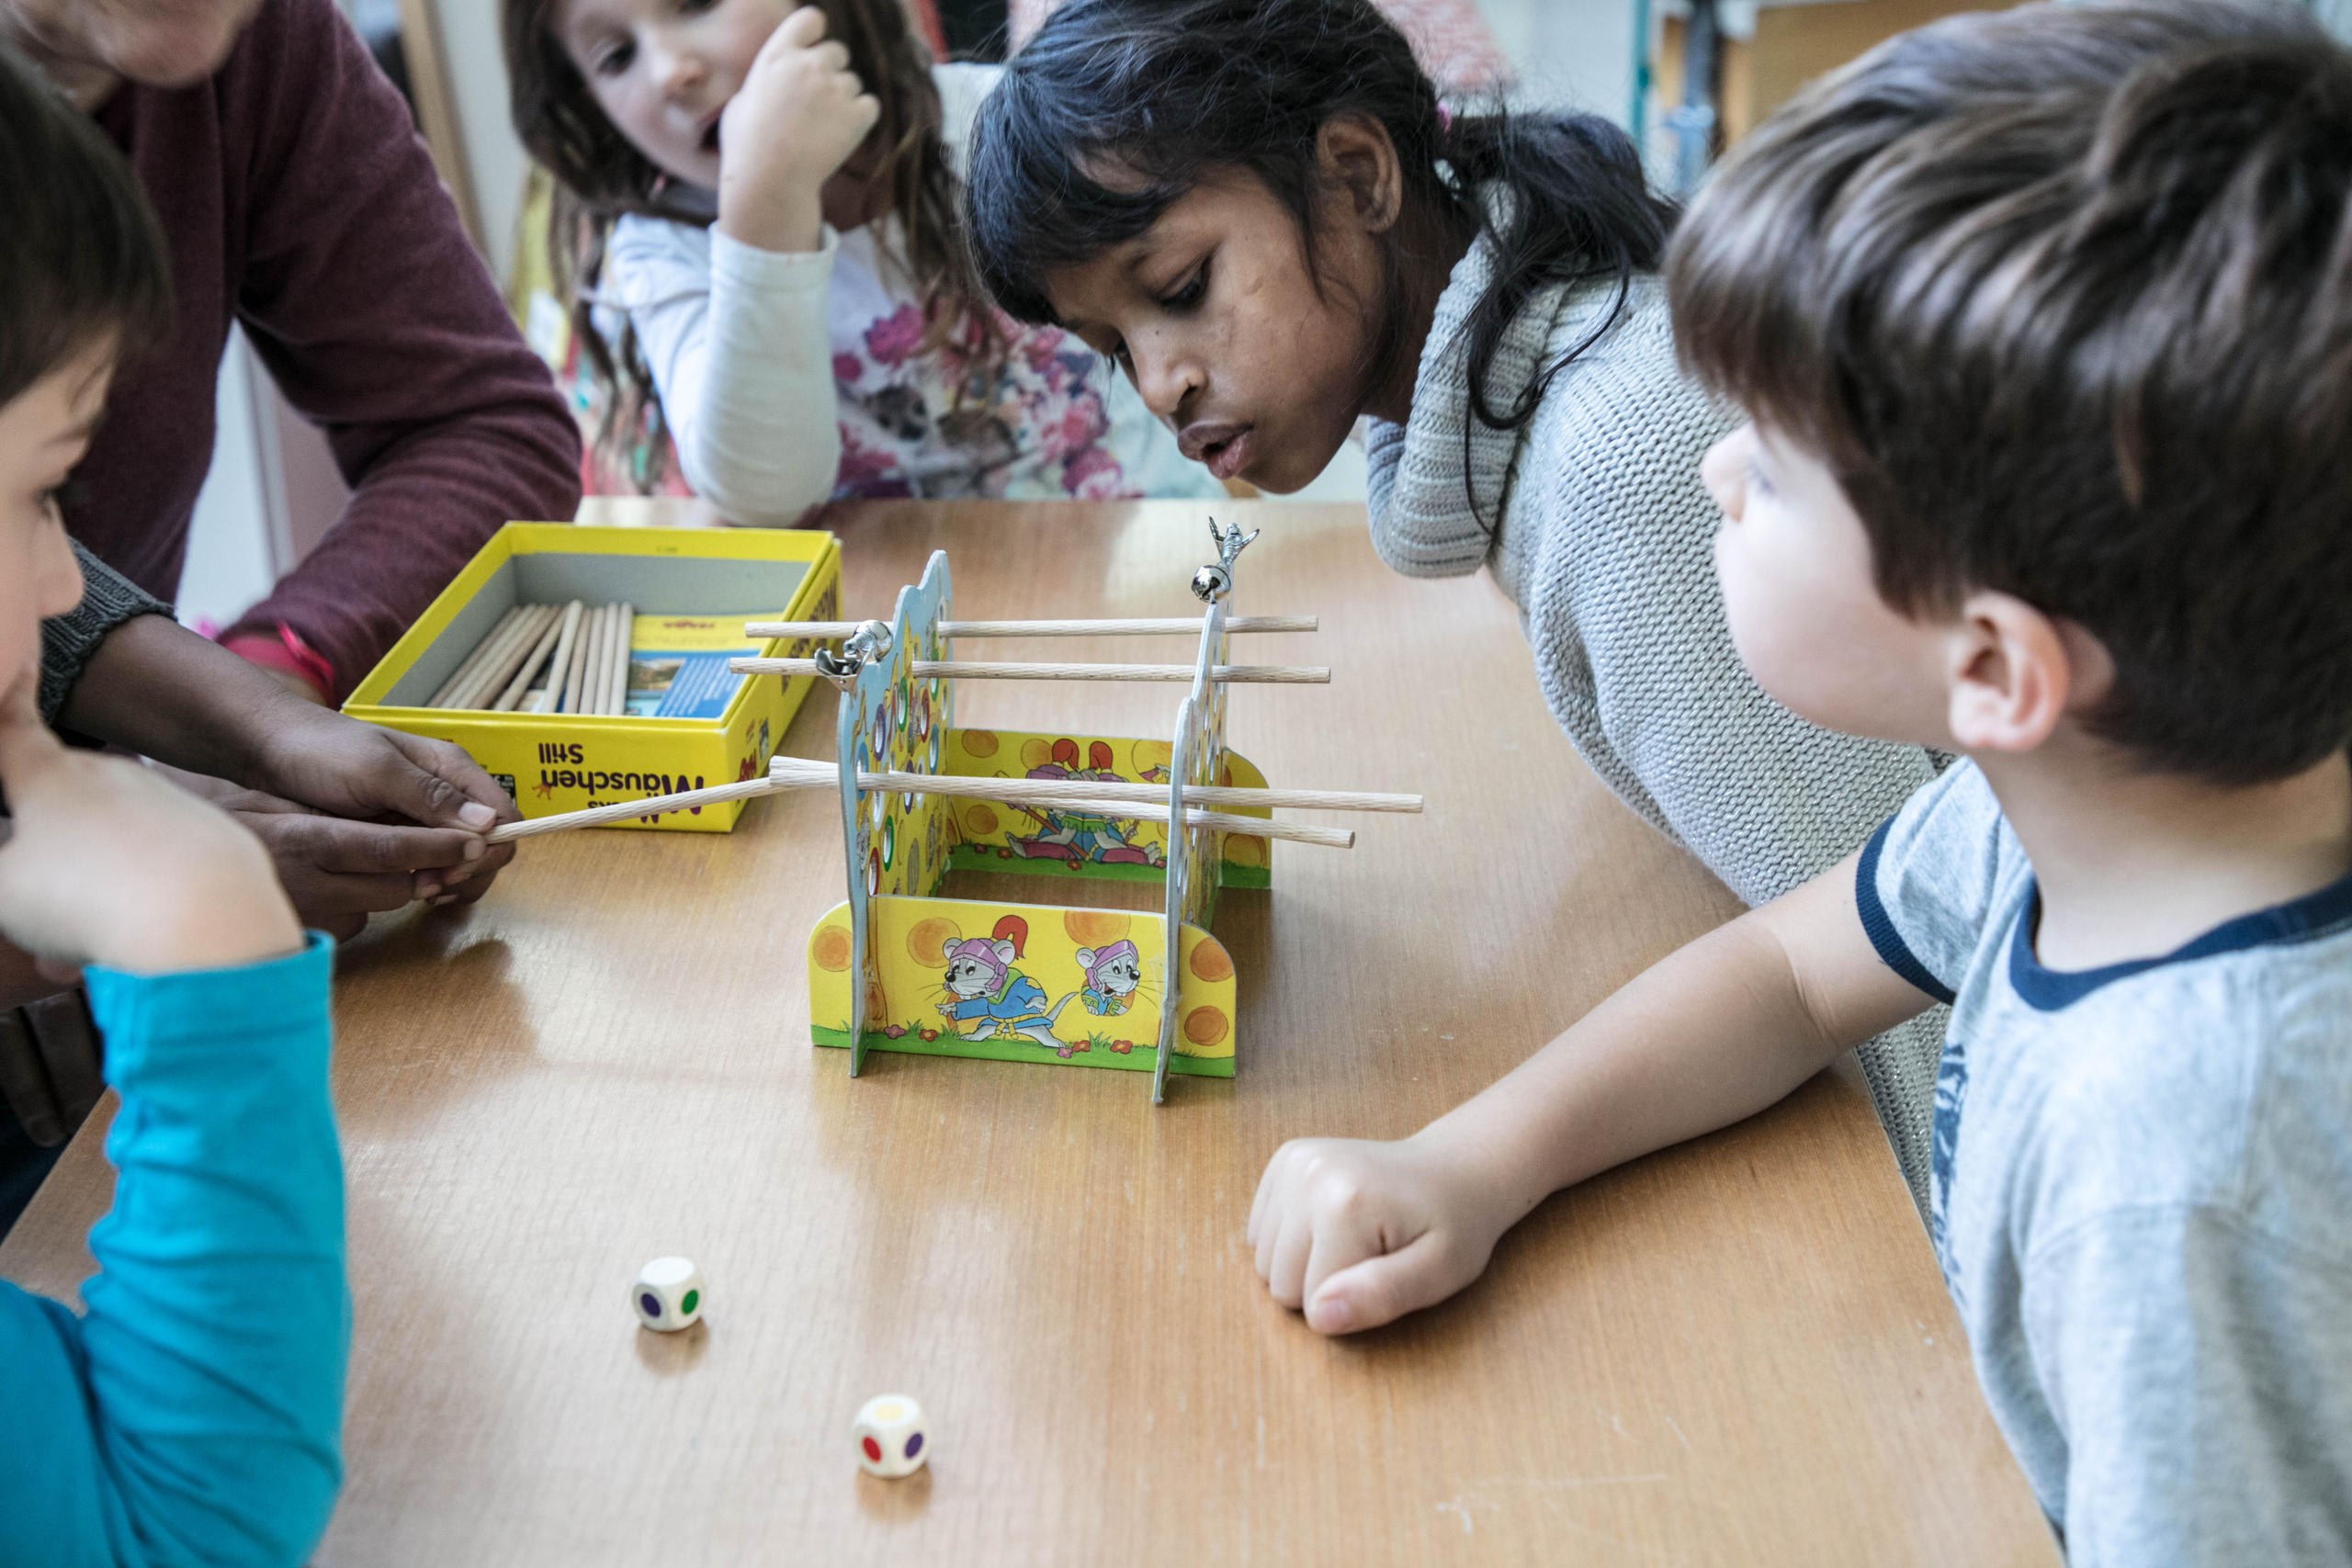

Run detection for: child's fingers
[[1306, 1233, 1456, 1336], [1261, 1210, 1316, 1309], [1247, 1142, 1299, 1249], [773, 5, 830, 52], [1301, 1204, 1412, 1314]]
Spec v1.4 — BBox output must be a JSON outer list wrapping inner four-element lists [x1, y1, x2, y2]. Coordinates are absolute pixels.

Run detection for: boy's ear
[[1315, 114, 1404, 235], [1943, 592, 2110, 754]]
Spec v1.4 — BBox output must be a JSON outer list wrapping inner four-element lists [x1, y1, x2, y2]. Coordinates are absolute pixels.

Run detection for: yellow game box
[[342, 523, 840, 832]]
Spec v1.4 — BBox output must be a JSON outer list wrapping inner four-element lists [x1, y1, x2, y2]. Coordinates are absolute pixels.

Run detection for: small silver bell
[[1192, 563, 1231, 603]]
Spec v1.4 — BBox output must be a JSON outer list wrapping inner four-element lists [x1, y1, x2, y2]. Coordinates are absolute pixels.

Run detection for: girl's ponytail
[[1439, 111, 1676, 434]]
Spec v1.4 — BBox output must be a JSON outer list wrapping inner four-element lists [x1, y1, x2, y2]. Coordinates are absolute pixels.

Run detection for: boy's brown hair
[[1668, 0, 2352, 784]]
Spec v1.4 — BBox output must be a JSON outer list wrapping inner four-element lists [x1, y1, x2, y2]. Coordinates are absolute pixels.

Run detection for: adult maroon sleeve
[[217, 0, 580, 696]]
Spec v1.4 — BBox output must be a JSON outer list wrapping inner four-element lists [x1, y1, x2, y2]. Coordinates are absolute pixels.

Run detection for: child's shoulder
[[1519, 273, 1736, 483], [2009, 881, 2352, 1265]]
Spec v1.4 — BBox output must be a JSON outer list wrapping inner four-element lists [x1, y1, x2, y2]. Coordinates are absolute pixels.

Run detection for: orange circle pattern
[[965, 804, 1000, 837], [907, 916, 961, 967], [1188, 940, 1234, 983], [811, 925, 852, 973], [961, 729, 999, 757], [1183, 1007, 1229, 1047], [1063, 909, 1133, 947]]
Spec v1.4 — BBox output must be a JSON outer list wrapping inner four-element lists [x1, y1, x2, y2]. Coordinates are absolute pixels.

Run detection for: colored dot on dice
[[862, 1437, 882, 1463]]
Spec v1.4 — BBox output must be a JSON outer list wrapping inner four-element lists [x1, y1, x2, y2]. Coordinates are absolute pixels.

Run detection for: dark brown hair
[[502, 0, 995, 486], [0, 42, 171, 407], [1670, 0, 2352, 784]]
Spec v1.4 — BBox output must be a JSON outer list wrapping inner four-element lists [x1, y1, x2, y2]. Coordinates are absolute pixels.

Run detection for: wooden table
[[1, 501, 2053, 1565]]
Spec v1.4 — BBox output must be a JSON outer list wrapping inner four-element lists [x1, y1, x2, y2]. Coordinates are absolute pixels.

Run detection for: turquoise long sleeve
[[0, 934, 345, 1568]]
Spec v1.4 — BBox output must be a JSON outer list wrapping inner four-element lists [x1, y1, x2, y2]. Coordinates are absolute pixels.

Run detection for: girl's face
[[552, 0, 795, 190], [1042, 171, 1388, 494], [0, 345, 105, 703]]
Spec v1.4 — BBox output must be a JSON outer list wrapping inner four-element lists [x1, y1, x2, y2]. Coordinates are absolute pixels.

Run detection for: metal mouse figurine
[[1190, 517, 1261, 604], [813, 618, 894, 692]]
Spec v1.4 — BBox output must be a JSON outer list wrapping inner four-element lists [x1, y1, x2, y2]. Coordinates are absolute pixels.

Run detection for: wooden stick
[[491, 608, 567, 712], [579, 604, 605, 716], [1040, 797, 1352, 848], [564, 603, 599, 716], [762, 754, 1419, 813], [742, 616, 1319, 639], [485, 774, 787, 844], [534, 601, 585, 715], [573, 606, 602, 719], [607, 602, 634, 716], [485, 773, 1356, 848], [729, 658, 1330, 684], [425, 605, 526, 707], [447, 604, 558, 711]]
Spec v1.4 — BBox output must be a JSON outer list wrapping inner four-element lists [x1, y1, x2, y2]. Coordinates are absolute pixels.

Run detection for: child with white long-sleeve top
[[504, 0, 1216, 520]]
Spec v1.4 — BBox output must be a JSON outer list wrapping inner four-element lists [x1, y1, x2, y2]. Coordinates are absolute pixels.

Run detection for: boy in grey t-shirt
[[1239, 2, 2352, 1561]]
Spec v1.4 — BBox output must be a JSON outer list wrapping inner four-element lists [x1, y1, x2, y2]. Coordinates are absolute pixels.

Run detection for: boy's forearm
[[1419, 862, 1931, 1222]]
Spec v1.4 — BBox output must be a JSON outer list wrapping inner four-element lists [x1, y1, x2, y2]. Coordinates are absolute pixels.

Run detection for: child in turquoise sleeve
[[1246, 3, 2352, 1561], [0, 41, 346, 1567]]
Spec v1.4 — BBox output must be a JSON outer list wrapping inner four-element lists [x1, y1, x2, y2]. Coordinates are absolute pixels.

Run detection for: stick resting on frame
[[483, 757, 1377, 846]]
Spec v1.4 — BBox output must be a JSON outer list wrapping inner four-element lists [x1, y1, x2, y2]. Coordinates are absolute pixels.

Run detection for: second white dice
[[632, 1257, 703, 1332], [853, 1393, 929, 1477]]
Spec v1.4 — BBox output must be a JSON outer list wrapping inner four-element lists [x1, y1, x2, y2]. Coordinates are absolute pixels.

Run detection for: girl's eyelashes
[[590, 38, 635, 77], [1156, 258, 1209, 312]]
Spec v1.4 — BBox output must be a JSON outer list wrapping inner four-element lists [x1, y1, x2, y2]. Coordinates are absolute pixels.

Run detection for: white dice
[[631, 1257, 703, 1332], [853, 1393, 929, 1477]]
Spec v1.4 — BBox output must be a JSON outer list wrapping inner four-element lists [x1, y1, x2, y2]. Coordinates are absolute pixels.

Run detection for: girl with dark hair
[[967, 0, 1950, 1199], [504, 0, 1214, 519]]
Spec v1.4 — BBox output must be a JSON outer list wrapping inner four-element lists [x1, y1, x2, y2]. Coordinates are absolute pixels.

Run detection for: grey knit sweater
[[40, 541, 172, 723], [1368, 234, 1946, 1210]]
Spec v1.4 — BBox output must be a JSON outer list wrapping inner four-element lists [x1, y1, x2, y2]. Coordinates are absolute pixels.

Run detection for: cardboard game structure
[[484, 523, 1418, 1103]]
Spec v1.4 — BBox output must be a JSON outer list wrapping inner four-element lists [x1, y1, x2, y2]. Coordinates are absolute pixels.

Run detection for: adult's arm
[[58, 615, 520, 937], [35, 543, 169, 726], [605, 217, 842, 526], [218, 0, 579, 698], [0, 937, 345, 1568]]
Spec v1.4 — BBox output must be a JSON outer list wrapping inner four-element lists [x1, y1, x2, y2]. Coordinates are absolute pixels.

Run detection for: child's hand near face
[[717, 6, 880, 254], [0, 676, 301, 978]]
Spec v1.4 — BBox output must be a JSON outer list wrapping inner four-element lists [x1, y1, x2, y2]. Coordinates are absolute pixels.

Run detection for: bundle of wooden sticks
[[425, 601, 636, 715]]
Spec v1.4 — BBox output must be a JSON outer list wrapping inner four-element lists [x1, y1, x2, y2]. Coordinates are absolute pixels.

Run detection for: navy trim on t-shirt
[[1856, 818, 1959, 1006], [2010, 863, 2352, 1011]]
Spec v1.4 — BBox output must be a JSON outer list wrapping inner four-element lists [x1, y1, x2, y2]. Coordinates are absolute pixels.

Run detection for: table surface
[[2, 500, 2054, 1566]]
